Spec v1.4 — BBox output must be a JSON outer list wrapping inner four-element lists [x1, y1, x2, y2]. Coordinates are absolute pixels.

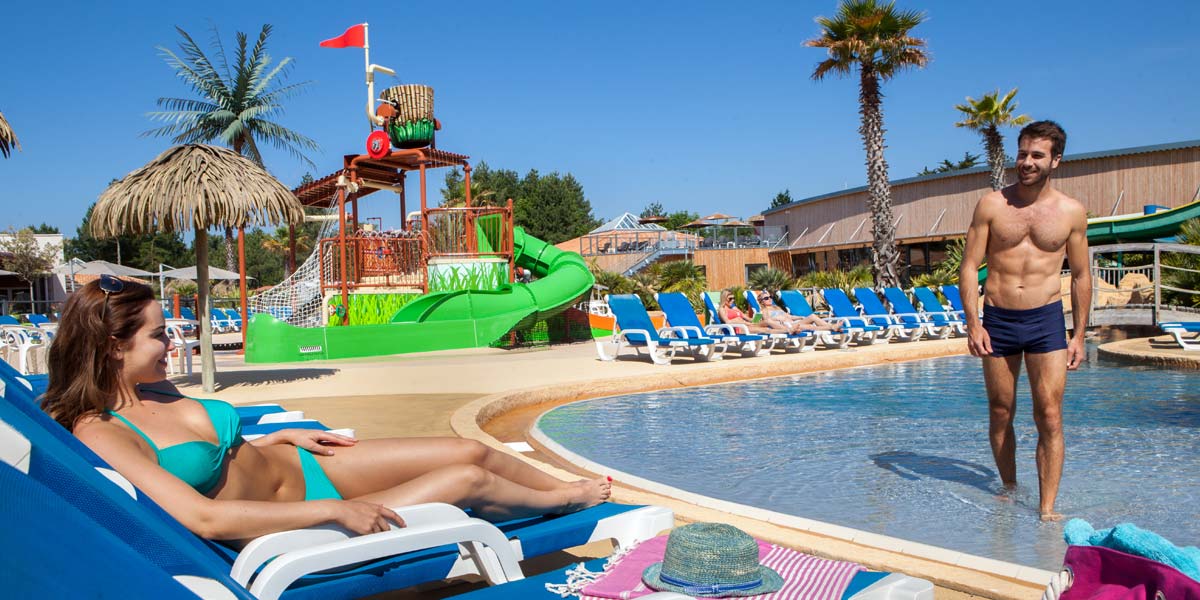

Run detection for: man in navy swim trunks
[[959, 120, 1091, 521]]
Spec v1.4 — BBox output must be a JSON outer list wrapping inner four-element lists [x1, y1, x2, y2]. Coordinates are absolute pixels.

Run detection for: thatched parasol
[[0, 111, 20, 159], [638, 215, 668, 224], [681, 219, 711, 229], [701, 212, 734, 221], [92, 144, 303, 391]]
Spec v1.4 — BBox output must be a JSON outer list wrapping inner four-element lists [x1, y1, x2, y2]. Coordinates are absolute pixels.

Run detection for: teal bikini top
[[107, 399, 244, 495]]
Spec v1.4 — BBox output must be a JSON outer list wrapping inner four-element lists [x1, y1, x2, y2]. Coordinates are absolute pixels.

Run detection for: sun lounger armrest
[[232, 502, 473, 584], [254, 411, 306, 424], [248, 516, 523, 600], [667, 325, 705, 339], [705, 323, 746, 336], [656, 326, 694, 339], [614, 329, 653, 343]]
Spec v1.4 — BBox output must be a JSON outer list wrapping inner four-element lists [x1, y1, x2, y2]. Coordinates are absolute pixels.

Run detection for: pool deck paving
[[1097, 333, 1200, 368], [173, 336, 1072, 600]]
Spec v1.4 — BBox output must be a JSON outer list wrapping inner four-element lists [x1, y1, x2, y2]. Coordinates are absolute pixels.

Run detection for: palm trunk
[[984, 126, 1006, 191], [858, 64, 900, 289], [224, 227, 237, 272]]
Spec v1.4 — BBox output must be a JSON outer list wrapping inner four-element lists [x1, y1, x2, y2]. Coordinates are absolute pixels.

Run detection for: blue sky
[[3, 0, 1199, 236]]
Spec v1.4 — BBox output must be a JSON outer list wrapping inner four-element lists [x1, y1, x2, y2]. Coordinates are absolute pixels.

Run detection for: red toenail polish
[[607, 476, 612, 482]]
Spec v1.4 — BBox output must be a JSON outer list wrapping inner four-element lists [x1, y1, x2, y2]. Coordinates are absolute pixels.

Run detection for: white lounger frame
[[1160, 323, 1200, 351], [596, 326, 726, 365]]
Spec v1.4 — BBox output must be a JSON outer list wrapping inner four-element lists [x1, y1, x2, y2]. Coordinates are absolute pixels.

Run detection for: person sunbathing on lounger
[[718, 290, 789, 334], [755, 292, 842, 334], [41, 277, 611, 544]]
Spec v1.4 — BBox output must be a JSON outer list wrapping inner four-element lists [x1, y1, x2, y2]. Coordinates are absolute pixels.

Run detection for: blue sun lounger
[[0, 369, 672, 599], [701, 292, 804, 352], [1159, 322, 1200, 351], [852, 287, 925, 342], [907, 287, 966, 337], [742, 290, 816, 352], [819, 289, 887, 344], [597, 294, 725, 364], [775, 289, 865, 349], [657, 292, 771, 357], [0, 456, 240, 599], [941, 285, 967, 320]]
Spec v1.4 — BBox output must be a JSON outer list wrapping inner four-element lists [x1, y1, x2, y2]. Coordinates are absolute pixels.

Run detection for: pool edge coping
[[449, 339, 1055, 599]]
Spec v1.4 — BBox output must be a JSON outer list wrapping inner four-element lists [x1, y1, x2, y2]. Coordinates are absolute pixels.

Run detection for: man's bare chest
[[989, 207, 1071, 253]]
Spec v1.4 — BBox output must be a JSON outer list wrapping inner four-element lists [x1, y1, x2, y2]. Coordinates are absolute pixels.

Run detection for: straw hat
[[642, 523, 783, 597]]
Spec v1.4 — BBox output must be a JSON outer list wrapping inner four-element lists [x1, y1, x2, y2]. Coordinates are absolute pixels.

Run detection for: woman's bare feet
[[556, 477, 612, 514]]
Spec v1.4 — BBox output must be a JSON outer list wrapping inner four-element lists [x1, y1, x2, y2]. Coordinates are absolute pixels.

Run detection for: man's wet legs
[[982, 354, 1022, 489], [1026, 349, 1068, 521]]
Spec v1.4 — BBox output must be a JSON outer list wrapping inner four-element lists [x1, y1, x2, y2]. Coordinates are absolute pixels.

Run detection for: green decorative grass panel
[[328, 293, 420, 326], [427, 262, 507, 293]]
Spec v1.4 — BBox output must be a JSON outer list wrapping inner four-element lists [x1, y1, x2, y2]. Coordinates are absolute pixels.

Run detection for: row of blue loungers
[[0, 360, 933, 599], [596, 285, 969, 365]]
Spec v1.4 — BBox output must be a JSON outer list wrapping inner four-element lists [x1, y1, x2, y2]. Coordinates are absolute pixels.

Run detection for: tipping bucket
[[380, 85, 435, 149]]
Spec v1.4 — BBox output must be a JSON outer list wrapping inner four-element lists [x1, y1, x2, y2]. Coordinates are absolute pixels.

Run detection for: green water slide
[[1085, 199, 1200, 244], [245, 227, 594, 363], [977, 199, 1200, 281]]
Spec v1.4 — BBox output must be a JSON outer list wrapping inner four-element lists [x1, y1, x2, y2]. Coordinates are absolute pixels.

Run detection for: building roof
[[589, 212, 667, 234], [764, 139, 1200, 216]]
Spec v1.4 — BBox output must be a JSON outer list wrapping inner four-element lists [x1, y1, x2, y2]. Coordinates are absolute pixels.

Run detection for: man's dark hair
[[1018, 120, 1067, 158]]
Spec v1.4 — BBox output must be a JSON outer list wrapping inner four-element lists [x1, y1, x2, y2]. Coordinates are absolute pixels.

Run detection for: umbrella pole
[[195, 230, 216, 392]]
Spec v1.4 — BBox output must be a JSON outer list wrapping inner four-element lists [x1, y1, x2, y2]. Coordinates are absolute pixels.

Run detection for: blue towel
[[1064, 519, 1200, 583]]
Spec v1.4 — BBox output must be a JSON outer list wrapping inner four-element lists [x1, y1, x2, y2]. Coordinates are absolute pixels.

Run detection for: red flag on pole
[[319, 24, 367, 48]]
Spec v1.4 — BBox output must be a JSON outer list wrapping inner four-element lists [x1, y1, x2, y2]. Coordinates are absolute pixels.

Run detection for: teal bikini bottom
[[297, 447, 343, 501]]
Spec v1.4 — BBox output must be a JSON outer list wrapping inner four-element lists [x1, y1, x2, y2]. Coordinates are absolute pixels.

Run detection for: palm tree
[[748, 267, 794, 293], [443, 179, 497, 208], [954, 88, 1031, 190], [144, 24, 319, 271], [261, 225, 312, 278], [0, 110, 20, 158], [806, 0, 929, 289], [656, 260, 708, 308]]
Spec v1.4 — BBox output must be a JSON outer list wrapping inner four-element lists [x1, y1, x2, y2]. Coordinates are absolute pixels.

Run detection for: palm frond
[[209, 24, 234, 84], [0, 111, 21, 158]]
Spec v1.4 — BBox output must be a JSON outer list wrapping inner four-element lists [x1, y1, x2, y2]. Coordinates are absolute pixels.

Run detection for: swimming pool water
[[537, 347, 1200, 570]]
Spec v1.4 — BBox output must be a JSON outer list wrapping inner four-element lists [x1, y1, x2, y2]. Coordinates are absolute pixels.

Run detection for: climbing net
[[248, 198, 339, 328]]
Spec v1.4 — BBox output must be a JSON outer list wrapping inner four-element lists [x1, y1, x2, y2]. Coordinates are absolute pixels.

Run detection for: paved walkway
[[174, 338, 1050, 600]]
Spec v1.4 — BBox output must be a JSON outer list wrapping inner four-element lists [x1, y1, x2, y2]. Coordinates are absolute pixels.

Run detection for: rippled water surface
[[537, 347, 1200, 569]]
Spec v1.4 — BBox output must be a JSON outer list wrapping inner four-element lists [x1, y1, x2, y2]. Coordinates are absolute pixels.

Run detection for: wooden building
[[765, 140, 1200, 277]]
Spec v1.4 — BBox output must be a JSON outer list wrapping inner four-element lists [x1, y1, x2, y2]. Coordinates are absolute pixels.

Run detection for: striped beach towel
[[575, 534, 864, 600]]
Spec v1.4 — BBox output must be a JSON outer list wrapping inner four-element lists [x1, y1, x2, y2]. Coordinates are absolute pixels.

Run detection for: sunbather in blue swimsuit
[[107, 397, 342, 501]]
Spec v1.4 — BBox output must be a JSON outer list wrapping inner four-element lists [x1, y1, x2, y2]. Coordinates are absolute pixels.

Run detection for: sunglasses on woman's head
[[99, 274, 125, 320]]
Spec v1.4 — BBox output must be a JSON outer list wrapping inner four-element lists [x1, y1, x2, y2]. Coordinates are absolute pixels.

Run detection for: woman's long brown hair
[[42, 278, 155, 430]]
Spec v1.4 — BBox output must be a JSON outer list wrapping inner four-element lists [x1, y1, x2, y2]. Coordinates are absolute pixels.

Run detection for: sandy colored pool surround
[[177, 338, 1063, 600], [1098, 334, 1200, 369]]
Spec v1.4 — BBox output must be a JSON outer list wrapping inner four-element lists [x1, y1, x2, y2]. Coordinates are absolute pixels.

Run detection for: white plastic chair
[[166, 325, 200, 375], [1, 327, 44, 375]]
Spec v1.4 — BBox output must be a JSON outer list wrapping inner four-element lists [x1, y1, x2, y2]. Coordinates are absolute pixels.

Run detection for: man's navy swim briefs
[[981, 300, 1068, 357]]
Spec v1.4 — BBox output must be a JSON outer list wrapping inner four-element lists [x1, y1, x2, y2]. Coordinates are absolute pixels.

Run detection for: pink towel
[[580, 535, 865, 600]]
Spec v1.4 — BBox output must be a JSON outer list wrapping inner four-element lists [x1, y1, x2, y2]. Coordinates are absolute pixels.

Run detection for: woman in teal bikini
[[42, 277, 610, 544]]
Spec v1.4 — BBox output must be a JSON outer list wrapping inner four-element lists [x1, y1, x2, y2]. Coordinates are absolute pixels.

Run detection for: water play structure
[[245, 47, 593, 363]]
